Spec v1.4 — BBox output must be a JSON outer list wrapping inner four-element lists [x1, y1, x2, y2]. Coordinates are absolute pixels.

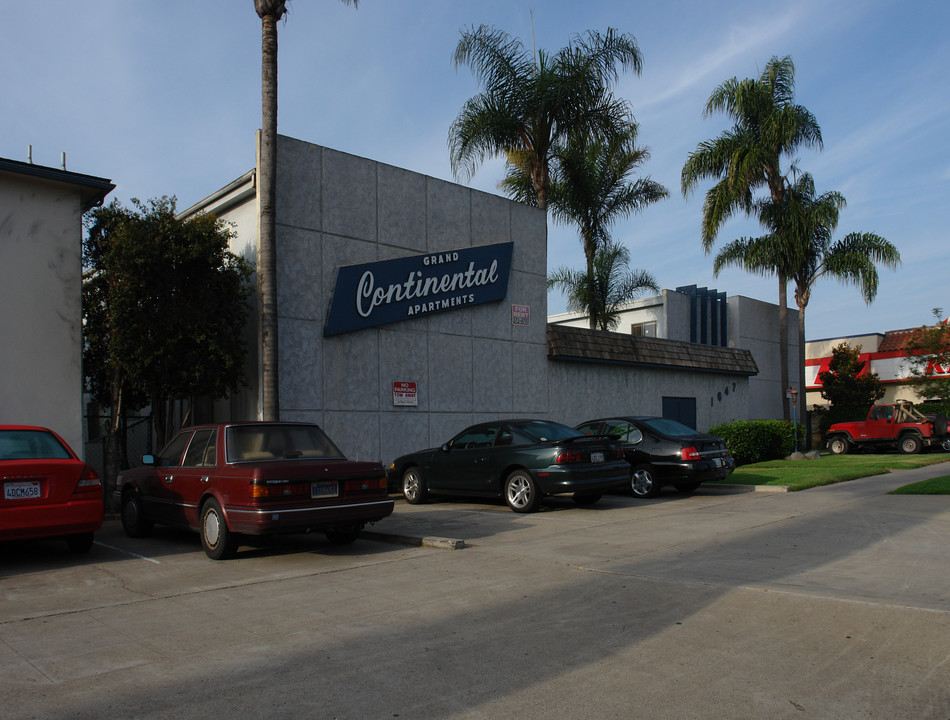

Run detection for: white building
[[0, 156, 114, 455]]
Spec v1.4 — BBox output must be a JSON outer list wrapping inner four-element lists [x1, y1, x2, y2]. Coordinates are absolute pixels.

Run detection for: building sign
[[324, 242, 514, 336], [512, 304, 530, 325], [805, 350, 950, 389], [393, 381, 417, 407]]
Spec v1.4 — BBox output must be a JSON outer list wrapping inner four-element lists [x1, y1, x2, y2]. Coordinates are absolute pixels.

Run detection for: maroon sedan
[[116, 422, 394, 559], [0, 425, 104, 553]]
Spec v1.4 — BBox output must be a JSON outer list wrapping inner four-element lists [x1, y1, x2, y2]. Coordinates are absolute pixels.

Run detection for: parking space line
[[94, 541, 162, 564]]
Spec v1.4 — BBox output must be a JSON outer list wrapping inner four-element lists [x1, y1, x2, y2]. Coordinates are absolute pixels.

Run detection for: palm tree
[[681, 56, 822, 419], [548, 241, 659, 331], [549, 126, 667, 328], [254, 0, 357, 421], [450, 25, 642, 211], [713, 172, 900, 429]]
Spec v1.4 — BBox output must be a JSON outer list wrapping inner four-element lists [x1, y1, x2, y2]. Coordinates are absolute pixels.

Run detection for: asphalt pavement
[[1, 460, 949, 719]]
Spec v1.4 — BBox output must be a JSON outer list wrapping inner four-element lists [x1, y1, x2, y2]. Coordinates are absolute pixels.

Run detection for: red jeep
[[826, 401, 949, 455]]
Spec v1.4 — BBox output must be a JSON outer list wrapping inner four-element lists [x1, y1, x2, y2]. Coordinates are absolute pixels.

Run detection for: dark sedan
[[387, 419, 629, 513], [116, 422, 394, 559], [576, 416, 735, 498]]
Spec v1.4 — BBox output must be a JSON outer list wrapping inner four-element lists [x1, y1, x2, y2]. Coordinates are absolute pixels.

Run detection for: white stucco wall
[[0, 173, 84, 453]]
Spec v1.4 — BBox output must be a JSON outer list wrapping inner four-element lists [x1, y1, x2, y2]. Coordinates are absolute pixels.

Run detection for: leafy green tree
[[813, 342, 885, 435], [84, 197, 253, 503], [906, 308, 950, 402], [713, 172, 900, 429], [450, 25, 642, 211], [548, 241, 658, 331], [682, 56, 822, 419]]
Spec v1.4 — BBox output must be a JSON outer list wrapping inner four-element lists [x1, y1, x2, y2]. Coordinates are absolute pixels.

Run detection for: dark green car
[[387, 419, 629, 513]]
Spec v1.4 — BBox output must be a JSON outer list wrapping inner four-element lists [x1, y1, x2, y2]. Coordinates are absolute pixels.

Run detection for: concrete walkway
[[1, 461, 948, 719]]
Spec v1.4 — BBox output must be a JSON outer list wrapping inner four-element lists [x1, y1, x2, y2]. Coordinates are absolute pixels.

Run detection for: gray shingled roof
[[547, 324, 758, 376]]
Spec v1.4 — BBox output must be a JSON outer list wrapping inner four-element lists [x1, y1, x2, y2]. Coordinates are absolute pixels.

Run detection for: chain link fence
[[84, 415, 153, 481]]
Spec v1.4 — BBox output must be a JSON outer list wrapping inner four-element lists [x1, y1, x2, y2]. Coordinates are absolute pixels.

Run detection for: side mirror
[[141, 454, 157, 466], [441, 443, 450, 452]]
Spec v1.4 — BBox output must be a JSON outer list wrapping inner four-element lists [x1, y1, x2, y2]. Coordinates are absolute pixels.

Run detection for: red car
[[116, 422, 394, 559], [0, 425, 104, 553]]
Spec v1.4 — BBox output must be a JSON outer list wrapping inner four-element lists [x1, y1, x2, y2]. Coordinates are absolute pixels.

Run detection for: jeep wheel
[[899, 434, 922, 455], [828, 436, 849, 455]]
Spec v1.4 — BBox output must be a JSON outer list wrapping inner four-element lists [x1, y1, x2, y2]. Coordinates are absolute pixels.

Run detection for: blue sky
[[4, 0, 947, 341]]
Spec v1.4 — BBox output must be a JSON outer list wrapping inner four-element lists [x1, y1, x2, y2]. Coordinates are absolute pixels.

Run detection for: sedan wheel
[[630, 464, 661, 498], [121, 491, 153, 538], [402, 467, 427, 504], [200, 499, 238, 560], [504, 470, 540, 513]]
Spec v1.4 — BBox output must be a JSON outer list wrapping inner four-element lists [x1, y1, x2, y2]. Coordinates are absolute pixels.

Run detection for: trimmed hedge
[[709, 419, 807, 466]]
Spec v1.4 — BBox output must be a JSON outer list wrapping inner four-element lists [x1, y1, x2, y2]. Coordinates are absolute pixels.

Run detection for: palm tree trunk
[[778, 273, 790, 421], [258, 6, 281, 421], [797, 300, 808, 448], [585, 235, 597, 330]]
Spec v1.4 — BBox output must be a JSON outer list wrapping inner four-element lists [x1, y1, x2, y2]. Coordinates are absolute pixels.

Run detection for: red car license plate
[[4, 481, 41, 500], [311, 481, 339, 499]]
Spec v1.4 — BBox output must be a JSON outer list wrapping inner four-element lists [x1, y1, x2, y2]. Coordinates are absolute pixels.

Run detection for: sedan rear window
[[512, 420, 581, 443], [226, 424, 345, 462], [0, 430, 71, 460], [640, 417, 698, 437]]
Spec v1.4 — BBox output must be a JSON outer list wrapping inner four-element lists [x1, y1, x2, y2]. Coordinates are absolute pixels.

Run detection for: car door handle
[[164, 475, 174, 484], [200, 476, 210, 483]]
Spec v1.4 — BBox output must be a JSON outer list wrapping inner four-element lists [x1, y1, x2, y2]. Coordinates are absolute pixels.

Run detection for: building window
[[631, 321, 657, 337]]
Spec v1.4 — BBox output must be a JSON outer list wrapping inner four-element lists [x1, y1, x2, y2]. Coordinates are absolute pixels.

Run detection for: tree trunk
[[259, 10, 280, 421], [103, 367, 124, 513], [778, 273, 790, 421], [798, 299, 809, 448], [585, 234, 597, 330]]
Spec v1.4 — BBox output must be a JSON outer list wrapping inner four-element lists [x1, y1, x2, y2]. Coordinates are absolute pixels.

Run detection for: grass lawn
[[711, 453, 950, 492], [888, 475, 950, 495]]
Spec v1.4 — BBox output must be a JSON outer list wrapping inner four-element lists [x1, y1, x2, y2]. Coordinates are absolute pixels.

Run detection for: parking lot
[[2, 462, 949, 719]]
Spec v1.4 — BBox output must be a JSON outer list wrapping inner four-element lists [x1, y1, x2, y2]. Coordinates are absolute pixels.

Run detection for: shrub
[[709, 419, 806, 466]]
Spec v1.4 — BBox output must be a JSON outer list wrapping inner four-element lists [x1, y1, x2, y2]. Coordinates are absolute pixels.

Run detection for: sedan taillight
[[74, 465, 101, 493], [681, 446, 702, 461], [556, 449, 583, 464], [344, 477, 387, 492], [249, 481, 310, 500]]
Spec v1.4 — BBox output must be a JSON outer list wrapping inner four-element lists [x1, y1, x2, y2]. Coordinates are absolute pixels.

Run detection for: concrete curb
[[706, 483, 790, 493], [362, 530, 466, 550]]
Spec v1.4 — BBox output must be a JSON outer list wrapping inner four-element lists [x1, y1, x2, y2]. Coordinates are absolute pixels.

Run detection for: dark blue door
[[662, 397, 697, 430]]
